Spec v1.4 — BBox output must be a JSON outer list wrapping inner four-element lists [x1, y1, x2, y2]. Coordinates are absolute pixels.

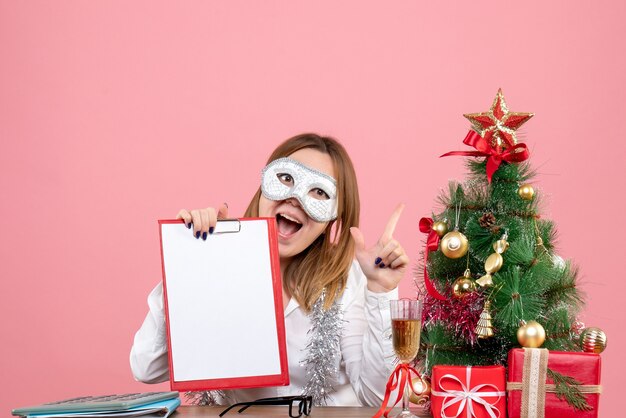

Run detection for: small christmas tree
[[416, 89, 586, 371]]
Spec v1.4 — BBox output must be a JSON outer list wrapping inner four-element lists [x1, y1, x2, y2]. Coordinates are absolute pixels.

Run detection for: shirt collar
[[284, 297, 300, 317]]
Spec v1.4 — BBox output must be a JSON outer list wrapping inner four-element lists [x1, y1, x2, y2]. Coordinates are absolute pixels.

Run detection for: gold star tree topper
[[464, 89, 534, 149]]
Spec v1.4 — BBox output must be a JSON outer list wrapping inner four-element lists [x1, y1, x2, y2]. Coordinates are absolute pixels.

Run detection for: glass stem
[[402, 382, 410, 412]]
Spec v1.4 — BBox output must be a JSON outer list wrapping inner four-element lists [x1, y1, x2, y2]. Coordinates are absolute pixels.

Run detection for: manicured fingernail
[[375, 257, 382, 265], [186, 223, 191, 229], [379, 263, 386, 268], [209, 227, 215, 234], [195, 231, 200, 239], [202, 232, 207, 240]]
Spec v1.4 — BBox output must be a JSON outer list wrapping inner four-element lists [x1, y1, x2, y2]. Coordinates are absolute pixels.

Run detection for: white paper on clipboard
[[159, 218, 289, 391]]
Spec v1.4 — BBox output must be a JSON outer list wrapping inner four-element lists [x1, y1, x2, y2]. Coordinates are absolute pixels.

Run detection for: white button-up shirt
[[130, 261, 398, 406]]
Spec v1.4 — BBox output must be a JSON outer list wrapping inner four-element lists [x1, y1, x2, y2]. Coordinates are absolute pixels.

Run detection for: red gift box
[[507, 348, 602, 418], [431, 365, 507, 418]]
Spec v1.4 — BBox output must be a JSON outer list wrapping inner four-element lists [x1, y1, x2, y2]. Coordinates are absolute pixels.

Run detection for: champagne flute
[[390, 299, 422, 418]]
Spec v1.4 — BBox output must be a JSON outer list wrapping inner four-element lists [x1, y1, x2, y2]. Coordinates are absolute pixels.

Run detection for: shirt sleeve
[[340, 261, 399, 406], [129, 282, 170, 383]]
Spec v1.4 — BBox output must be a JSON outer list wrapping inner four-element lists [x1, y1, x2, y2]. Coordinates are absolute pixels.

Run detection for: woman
[[130, 133, 408, 406]]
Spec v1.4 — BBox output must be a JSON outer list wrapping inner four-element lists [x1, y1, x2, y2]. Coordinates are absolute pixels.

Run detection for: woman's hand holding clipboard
[[176, 202, 230, 240]]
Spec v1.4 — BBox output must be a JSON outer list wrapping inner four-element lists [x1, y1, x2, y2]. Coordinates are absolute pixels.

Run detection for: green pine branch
[[546, 368, 593, 411], [419, 323, 510, 374], [492, 268, 545, 331], [544, 263, 585, 312], [467, 159, 536, 184], [542, 306, 580, 351]]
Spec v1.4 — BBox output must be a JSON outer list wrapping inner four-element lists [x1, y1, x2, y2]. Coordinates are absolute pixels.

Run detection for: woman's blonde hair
[[244, 133, 360, 312]]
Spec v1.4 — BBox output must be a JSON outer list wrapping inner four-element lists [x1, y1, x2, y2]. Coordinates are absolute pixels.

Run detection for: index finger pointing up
[[382, 203, 405, 241]]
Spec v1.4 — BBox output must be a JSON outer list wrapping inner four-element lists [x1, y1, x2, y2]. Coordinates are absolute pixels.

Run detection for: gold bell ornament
[[409, 376, 431, 405], [517, 320, 546, 348], [580, 327, 607, 353], [518, 184, 535, 200], [475, 301, 494, 339], [452, 268, 476, 299], [476, 234, 509, 287]]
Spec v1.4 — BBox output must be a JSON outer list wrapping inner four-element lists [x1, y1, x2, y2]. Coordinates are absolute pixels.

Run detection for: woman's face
[[259, 148, 336, 260]]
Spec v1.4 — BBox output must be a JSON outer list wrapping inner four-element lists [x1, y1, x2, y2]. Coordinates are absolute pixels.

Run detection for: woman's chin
[[277, 241, 298, 260], [277, 235, 311, 260], [276, 222, 327, 259]]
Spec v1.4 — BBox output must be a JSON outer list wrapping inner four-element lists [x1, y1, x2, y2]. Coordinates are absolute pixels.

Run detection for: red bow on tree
[[441, 130, 530, 183], [419, 217, 446, 301]]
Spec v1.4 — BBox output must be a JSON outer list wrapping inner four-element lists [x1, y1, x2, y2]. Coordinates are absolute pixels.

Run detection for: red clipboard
[[159, 218, 289, 391]]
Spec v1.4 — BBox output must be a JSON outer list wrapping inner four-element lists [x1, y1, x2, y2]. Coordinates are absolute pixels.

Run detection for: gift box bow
[[432, 366, 506, 418]]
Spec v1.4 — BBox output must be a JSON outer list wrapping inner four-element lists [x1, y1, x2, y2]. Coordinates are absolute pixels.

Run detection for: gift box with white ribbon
[[431, 365, 507, 418]]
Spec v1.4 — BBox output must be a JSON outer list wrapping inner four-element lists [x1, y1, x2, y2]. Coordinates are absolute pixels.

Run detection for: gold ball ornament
[[440, 230, 469, 259], [517, 320, 546, 348], [409, 377, 431, 405], [432, 221, 449, 237], [452, 269, 476, 298], [518, 184, 535, 200], [580, 327, 607, 353]]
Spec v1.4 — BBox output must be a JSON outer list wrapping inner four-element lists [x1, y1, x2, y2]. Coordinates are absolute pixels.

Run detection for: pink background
[[1, 1, 624, 415]]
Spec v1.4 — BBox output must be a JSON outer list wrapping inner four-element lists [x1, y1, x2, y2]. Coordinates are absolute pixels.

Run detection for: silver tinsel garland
[[300, 289, 345, 406], [187, 290, 344, 407]]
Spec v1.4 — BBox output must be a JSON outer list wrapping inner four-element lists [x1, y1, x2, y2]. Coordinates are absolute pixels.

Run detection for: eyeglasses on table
[[218, 395, 313, 417]]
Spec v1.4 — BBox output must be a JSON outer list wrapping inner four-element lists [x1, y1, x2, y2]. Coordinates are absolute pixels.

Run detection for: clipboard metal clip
[[214, 219, 242, 234]]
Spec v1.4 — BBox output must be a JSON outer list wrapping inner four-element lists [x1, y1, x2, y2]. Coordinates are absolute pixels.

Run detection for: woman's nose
[[285, 197, 302, 208]]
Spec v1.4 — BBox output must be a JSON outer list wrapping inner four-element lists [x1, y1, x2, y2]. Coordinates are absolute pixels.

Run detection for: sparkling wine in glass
[[390, 299, 422, 418]]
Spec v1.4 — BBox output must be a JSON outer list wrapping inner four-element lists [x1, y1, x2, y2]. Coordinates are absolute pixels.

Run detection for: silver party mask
[[261, 157, 338, 222]]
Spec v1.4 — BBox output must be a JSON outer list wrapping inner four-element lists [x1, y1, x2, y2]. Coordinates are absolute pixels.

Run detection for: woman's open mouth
[[276, 213, 303, 239]]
